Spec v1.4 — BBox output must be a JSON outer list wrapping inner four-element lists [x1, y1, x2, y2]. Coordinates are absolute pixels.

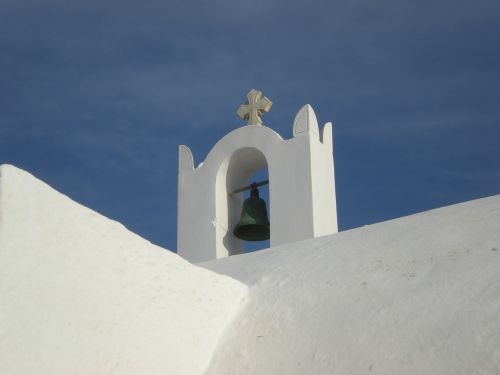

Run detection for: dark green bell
[[233, 186, 270, 241]]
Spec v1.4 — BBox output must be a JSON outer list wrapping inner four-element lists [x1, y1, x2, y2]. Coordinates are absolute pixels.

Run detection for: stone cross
[[237, 89, 273, 125]]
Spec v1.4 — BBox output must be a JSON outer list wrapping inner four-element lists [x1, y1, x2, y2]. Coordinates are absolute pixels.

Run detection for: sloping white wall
[[201, 194, 500, 375], [0, 165, 247, 375]]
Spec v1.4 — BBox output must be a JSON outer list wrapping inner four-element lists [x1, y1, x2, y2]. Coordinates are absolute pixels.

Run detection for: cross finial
[[237, 89, 273, 125]]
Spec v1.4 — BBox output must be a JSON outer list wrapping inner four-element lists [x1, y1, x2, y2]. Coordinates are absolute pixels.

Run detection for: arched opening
[[215, 147, 270, 258]]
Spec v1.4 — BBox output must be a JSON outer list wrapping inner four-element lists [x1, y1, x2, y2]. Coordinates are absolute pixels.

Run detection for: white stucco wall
[[177, 104, 338, 262], [0, 165, 247, 375], [201, 194, 500, 375]]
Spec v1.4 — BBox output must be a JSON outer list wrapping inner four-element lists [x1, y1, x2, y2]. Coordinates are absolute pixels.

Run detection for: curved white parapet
[[200, 125, 284, 173], [178, 145, 194, 172], [293, 104, 319, 137], [177, 104, 338, 262], [321, 121, 333, 149]]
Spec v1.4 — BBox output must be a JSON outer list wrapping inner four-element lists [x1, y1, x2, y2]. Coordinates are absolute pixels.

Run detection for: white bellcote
[[177, 89, 338, 262]]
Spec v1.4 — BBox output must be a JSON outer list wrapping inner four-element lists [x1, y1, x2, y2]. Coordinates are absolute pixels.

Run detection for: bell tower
[[177, 89, 338, 263]]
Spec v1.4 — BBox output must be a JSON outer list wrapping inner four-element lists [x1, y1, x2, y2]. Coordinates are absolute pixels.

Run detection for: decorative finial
[[237, 89, 273, 125]]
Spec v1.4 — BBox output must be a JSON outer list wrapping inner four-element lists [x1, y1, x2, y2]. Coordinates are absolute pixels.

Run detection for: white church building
[[0, 89, 499, 375]]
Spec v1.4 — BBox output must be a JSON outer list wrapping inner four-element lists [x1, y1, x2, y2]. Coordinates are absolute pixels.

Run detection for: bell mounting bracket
[[229, 179, 269, 195]]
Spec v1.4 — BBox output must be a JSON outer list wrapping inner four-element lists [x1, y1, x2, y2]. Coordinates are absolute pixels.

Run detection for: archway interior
[[216, 147, 270, 257]]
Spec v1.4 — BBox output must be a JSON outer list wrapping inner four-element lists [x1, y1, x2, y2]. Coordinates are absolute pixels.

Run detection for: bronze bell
[[233, 185, 270, 241]]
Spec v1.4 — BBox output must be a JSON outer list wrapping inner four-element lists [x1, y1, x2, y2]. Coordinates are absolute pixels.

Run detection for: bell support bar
[[229, 179, 269, 195]]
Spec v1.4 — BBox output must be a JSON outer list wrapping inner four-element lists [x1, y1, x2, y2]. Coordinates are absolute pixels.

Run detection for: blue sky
[[1, 0, 499, 252]]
